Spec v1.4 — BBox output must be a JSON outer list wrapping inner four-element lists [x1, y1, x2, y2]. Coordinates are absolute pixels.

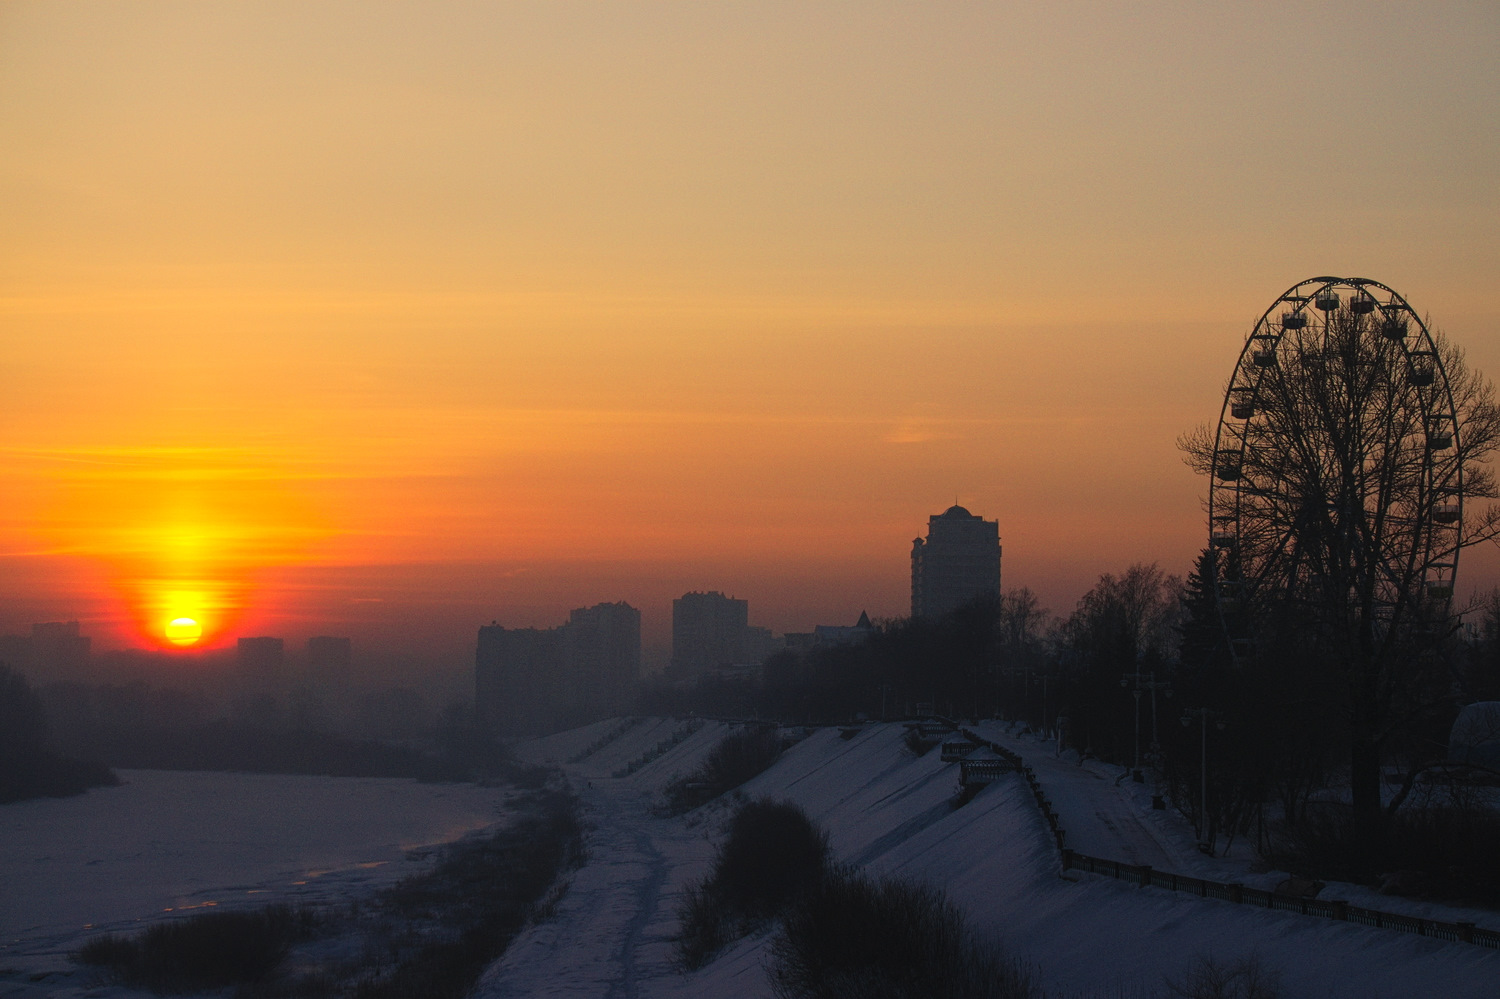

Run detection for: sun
[[165, 617, 203, 647]]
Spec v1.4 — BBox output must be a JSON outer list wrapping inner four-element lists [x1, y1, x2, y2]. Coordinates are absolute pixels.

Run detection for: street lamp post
[[1003, 665, 1052, 734], [1147, 674, 1170, 760], [1122, 671, 1171, 780], [1181, 707, 1226, 854], [1040, 669, 1051, 739]]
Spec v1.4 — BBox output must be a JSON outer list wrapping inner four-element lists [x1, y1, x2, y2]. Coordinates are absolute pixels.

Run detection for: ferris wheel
[[1207, 277, 1463, 660]]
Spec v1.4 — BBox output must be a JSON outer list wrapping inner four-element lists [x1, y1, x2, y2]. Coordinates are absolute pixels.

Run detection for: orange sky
[[3, 3, 1498, 667]]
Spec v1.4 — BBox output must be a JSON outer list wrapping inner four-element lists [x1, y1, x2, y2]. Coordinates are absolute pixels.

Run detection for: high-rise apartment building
[[910, 505, 1002, 619], [563, 602, 642, 718], [475, 626, 564, 736], [475, 601, 641, 737], [235, 636, 287, 704], [670, 591, 749, 679]]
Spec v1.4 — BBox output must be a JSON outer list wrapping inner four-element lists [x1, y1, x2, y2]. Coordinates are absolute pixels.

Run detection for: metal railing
[[952, 723, 1499, 951], [1061, 850, 1500, 949]]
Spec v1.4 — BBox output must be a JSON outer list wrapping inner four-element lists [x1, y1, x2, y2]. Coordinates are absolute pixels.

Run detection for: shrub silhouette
[[769, 867, 1033, 999], [712, 798, 830, 919], [664, 726, 787, 813], [75, 905, 317, 992], [904, 728, 937, 757], [677, 798, 829, 968], [1162, 952, 1281, 999], [1271, 800, 1500, 905]]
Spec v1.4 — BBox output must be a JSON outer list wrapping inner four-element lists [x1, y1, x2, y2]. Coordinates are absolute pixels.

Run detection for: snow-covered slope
[[488, 719, 1500, 999]]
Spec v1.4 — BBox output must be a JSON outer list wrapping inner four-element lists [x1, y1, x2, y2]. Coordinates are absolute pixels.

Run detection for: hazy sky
[[3, 2, 1498, 664]]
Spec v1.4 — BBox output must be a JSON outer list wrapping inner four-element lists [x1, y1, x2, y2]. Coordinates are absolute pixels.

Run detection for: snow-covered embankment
[[486, 719, 1500, 999]]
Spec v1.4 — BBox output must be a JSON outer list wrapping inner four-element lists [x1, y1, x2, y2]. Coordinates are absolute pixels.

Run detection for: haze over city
[[7, 5, 1500, 999], [5, 3, 1498, 675]]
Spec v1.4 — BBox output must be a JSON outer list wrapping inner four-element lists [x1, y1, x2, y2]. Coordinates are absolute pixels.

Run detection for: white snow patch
[[480, 720, 1500, 999]]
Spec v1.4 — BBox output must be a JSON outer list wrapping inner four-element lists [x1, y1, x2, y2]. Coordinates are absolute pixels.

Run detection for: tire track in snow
[[603, 814, 669, 999]]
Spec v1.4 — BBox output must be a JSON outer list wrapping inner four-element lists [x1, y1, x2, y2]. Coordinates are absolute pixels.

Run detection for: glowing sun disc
[[165, 617, 202, 646]]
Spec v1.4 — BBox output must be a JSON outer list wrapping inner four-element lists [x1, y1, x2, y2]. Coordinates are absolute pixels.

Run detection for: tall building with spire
[[911, 505, 1002, 619]]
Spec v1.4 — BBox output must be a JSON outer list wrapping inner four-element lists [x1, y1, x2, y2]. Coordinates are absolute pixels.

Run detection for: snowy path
[[974, 722, 1207, 872], [474, 780, 714, 999]]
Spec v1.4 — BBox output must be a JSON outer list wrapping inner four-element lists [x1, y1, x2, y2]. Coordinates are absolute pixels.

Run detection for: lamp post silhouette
[[1004, 665, 1053, 735], [1182, 707, 1226, 853], [1121, 670, 1171, 781]]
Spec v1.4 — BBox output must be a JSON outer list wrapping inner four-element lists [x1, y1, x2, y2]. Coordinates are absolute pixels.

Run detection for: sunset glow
[[1, 2, 1496, 663]]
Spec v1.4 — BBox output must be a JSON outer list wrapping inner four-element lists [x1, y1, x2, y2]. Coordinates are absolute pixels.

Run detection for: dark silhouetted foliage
[[75, 905, 318, 992], [711, 799, 830, 920], [1270, 799, 1500, 906], [769, 866, 1033, 999], [663, 726, 786, 813], [0, 663, 116, 803], [677, 798, 829, 969], [904, 728, 937, 756], [1161, 952, 1281, 999]]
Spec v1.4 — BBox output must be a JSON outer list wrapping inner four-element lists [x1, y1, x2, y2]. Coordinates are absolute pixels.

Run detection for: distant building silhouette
[[475, 601, 641, 737], [741, 625, 779, 664], [670, 591, 756, 679], [911, 505, 1002, 619], [785, 612, 877, 652], [475, 626, 561, 736], [34, 621, 92, 678], [562, 602, 642, 719], [814, 610, 877, 647], [0, 621, 92, 682], [236, 636, 285, 693], [305, 636, 352, 687], [237, 636, 284, 672]]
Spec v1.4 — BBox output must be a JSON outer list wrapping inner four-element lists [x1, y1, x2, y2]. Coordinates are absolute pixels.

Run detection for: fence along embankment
[[951, 724, 1499, 951]]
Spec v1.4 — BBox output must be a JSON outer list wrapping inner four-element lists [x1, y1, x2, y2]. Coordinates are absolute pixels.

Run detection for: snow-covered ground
[[0, 770, 515, 997], [483, 718, 1500, 999], [6, 725, 1495, 998], [975, 721, 1500, 928]]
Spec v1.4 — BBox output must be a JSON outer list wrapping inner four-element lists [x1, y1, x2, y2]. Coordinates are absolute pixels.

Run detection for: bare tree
[[1062, 563, 1183, 668], [1182, 297, 1500, 841], [1056, 564, 1182, 758]]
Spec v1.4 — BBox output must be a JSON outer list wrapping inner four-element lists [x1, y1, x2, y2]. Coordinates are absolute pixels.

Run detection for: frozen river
[[0, 769, 513, 978]]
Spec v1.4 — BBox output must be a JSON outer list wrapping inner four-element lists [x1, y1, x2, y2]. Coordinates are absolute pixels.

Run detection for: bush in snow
[[1160, 952, 1280, 999], [1271, 797, 1500, 906], [768, 866, 1034, 999], [677, 798, 829, 969], [75, 905, 318, 992], [663, 726, 787, 813]]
